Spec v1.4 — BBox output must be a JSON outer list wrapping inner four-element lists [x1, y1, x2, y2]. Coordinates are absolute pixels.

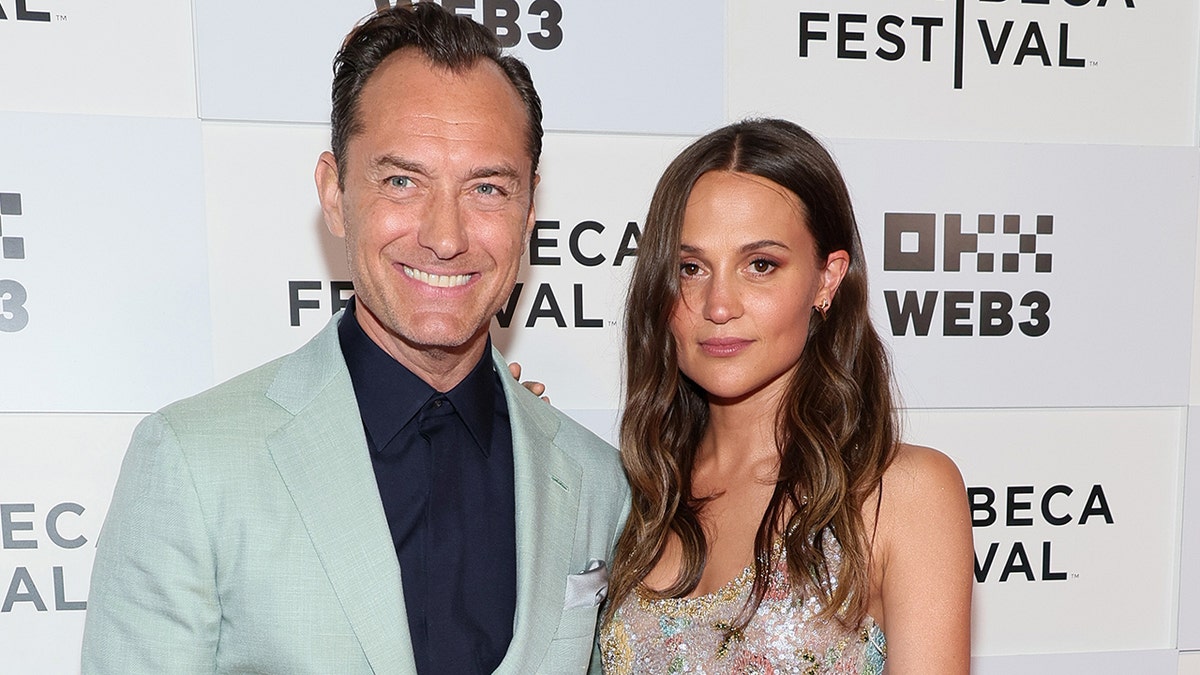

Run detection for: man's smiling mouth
[[402, 265, 472, 288]]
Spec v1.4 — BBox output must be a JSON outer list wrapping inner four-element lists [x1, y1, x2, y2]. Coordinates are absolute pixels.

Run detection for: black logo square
[[0, 193, 21, 216]]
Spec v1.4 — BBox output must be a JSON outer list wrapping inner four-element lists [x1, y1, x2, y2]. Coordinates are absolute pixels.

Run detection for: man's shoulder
[[140, 358, 297, 453], [159, 355, 289, 422], [518, 396, 623, 484], [157, 320, 345, 432], [543, 407, 615, 459], [491, 351, 621, 477]]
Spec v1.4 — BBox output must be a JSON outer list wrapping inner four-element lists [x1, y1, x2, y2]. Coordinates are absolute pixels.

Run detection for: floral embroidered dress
[[599, 539, 886, 674]]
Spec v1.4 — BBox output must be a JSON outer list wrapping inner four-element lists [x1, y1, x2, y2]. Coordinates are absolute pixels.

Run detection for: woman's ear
[[814, 249, 851, 306]]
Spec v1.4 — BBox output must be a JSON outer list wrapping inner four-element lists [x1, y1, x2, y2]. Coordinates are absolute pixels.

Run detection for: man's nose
[[417, 192, 468, 259]]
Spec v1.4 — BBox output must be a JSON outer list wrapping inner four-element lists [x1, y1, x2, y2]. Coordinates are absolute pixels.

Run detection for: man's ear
[[522, 173, 540, 252], [315, 151, 346, 238], [816, 249, 851, 304]]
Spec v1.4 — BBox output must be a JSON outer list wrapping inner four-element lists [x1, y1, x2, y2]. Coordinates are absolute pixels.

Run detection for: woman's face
[[669, 170, 847, 405]]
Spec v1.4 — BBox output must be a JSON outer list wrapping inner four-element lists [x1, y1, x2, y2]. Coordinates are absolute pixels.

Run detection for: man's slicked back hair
[[329, 1, 544, 187]]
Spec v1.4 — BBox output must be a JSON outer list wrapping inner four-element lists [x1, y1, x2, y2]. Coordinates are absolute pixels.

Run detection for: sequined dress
[[598, 539, 886, 674]]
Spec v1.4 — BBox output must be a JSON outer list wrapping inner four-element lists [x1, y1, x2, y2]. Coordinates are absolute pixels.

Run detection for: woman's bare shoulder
[[883, 443, 967, 502], [870, 443, 972, 581], [869, 444, 973, 673]]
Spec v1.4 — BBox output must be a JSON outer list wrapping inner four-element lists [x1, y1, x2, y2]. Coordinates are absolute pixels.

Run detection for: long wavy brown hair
[[607, 118, 898, 629]]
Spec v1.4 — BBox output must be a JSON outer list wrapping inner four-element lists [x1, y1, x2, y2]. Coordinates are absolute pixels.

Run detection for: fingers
[[509, 361, 550, 404]]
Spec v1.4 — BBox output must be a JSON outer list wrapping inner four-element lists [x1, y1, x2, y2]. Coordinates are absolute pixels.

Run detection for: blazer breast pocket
[[553, 604, 600, 640], [563, 559, 608, 610], [542, 619, 596, 675]]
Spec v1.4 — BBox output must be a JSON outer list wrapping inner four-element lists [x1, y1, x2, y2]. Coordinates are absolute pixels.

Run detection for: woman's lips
[[698, 337, 752, 356]]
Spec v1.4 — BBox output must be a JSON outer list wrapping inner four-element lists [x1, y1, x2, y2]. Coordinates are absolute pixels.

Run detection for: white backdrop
[[1, 0, 1198, 672]]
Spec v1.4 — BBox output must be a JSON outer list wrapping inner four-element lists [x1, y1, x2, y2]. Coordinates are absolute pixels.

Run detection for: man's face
[[317, 49, 535, 369]]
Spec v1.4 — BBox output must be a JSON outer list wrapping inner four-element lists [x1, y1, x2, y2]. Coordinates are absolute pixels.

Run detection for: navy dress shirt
[[338, 301, 517, 674]]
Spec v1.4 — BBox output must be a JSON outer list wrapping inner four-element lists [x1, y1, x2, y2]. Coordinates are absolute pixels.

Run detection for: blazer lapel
[[265, 317, 417, 674], [492, 350, 583, 674]]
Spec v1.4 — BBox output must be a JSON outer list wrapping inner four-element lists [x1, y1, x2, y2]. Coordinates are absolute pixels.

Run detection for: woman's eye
[[750, 259, 777, 274], [680, 262, 701, 276]]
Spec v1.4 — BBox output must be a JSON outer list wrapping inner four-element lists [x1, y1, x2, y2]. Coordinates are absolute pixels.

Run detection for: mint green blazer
[[81, 314, 629, 674]]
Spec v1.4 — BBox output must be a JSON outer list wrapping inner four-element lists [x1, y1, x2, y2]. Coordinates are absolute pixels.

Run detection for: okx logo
[[1, 192, 30, 332], [881, 212, 1052, 338]]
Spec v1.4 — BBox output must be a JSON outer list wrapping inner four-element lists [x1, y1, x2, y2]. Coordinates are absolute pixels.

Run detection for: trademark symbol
[[607, 320, 617, 327], [1088, 60, 1099, 67], [1071, 573, 1080, 579], [54, 13, 65, 21]]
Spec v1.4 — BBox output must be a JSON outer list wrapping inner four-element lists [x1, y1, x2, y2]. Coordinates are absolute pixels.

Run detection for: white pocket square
[[564, 559, 609, 609]]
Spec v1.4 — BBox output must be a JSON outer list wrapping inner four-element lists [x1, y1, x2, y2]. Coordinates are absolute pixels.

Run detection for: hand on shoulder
[[507, 361, 550, 403]]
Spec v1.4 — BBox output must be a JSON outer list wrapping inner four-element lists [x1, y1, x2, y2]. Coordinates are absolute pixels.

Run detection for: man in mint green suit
[[81, 4, 628, 673]]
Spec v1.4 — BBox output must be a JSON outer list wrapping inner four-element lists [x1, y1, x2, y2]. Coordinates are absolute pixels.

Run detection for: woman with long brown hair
[[598, 119, 972, 673]]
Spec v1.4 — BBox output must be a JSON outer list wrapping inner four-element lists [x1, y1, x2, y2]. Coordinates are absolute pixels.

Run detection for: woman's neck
[[697, 390, 782, 479]]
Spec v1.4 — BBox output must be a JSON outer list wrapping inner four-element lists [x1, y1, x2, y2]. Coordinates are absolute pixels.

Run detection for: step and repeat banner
[[2, 1, 1199, 673], [729, 0, 1197, 145]]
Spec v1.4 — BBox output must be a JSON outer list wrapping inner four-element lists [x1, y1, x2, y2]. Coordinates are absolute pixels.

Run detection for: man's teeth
[[403, 266, 471, 288]]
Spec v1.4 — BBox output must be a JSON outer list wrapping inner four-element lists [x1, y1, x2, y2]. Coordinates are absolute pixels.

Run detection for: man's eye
[[388, 176, 411, 188], [475, 184, 502, 196]]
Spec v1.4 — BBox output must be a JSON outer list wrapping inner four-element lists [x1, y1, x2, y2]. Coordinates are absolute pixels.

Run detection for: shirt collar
[[338, 298, 497, 456], [443, 339, 498, 457]]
